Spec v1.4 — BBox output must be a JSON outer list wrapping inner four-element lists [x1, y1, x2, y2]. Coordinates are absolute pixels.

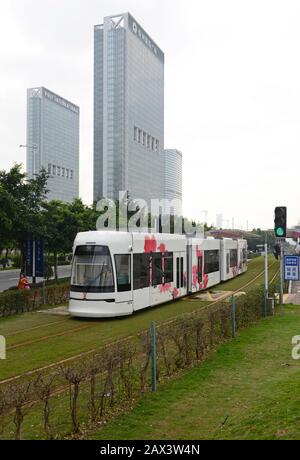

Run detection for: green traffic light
[[276, 227, 284, 237]]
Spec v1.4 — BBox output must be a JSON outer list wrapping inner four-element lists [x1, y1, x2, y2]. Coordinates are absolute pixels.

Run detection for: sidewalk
[[284, 280, 300, 304]]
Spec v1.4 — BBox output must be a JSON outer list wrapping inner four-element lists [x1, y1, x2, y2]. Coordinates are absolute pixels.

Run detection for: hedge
[[0, 282, 70, 317]]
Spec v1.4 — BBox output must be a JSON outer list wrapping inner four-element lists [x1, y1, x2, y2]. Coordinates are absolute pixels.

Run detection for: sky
[[1, 0, 300, 230]]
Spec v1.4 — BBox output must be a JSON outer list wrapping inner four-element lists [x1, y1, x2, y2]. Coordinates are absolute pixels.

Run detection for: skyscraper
[[26, 87, 79, 202], [163, 149, 182, 215], [94, 12, 164, 204]]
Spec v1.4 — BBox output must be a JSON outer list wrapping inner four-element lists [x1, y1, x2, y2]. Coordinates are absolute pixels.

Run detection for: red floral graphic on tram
[[158, 243, 166, 253], [192, 245, 209, 290], [172, 287, 180, 298], [144, 235, 157, 253], [160, 282, 172, 293]]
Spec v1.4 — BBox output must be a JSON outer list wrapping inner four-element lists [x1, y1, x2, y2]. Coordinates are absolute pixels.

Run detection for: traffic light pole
[[264, 239, 268, 315], [280, 240, 284, 305]]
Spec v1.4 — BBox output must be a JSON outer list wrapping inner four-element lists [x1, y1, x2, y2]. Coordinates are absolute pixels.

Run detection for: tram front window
[[71, 245, 114, 292]]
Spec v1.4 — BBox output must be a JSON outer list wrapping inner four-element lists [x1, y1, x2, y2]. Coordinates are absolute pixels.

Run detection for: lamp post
[[19, 143, 39, 284], [19, 143, 38, 176]]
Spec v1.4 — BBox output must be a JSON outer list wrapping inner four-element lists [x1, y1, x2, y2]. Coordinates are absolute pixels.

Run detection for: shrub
[[0, 282, 70, 317]]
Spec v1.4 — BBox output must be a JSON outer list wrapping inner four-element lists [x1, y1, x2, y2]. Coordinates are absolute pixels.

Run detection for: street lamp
[[19, 143, 38, 176]]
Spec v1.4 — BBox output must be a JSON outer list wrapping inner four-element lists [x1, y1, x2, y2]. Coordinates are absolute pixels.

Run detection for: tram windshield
[[71, 245, 114, 292]]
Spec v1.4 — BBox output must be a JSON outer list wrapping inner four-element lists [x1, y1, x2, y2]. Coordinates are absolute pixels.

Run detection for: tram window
[[164, 253, 173, 284], [197, 256, 202, 283], [176, 257, 179, 287], [133, 254, 150, 290], [230, 249, 238, 267], [152, 253, 163, 286], [204, 250, 219, 274], [115, 255, 131, 292], [71, 245, 114, 292], [180, 257, 184, 287]]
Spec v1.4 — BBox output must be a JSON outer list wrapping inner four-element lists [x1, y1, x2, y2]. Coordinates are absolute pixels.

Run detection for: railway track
[[0, 260, 279, 386]]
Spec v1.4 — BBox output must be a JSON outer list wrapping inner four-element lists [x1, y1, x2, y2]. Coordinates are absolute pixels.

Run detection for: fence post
[[231, 295, 236, 338], [42, 279, 46, 305], [150, 321, 157, 392]]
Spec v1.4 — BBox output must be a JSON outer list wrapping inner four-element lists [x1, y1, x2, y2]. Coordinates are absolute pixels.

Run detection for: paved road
[[0, 265, 71, 292], [284, 280, 300, 304]]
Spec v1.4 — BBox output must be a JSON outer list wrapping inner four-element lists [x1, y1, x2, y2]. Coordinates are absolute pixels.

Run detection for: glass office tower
[[94, 13, 164, 204], [163, 149, 182, 216], [27, 87, 79, 202]]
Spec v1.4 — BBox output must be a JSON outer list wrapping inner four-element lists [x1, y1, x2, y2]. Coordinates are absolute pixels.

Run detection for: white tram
[[69, 231, 247, 318]]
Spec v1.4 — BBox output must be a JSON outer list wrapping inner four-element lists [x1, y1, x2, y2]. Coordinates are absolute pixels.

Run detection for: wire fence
[[0, 281, 279, 439]]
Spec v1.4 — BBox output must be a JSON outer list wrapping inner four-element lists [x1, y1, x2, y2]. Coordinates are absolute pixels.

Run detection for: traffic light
[[273, 243, 280, 260], [274, 206, 287, 238]]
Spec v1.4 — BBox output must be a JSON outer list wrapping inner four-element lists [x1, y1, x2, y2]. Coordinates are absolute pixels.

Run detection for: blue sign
[[25, 238, 44, 278], [25, 239, 33, 276], [35, 239, 44, 277], [284, 255, 299, 281]]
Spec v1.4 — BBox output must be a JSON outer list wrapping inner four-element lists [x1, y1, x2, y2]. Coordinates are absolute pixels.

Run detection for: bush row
[[0, 282, 70, 317]]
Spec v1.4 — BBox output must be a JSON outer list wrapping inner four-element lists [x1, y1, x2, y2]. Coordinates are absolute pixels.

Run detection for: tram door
[[132, 253, 151, 311], [176, 254, 185, 293]]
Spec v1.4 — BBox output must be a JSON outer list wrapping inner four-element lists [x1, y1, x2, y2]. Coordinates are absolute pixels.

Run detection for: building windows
[[133, 126, 160, 152], [47, 164, 74, 179], [151, 137, 155, 151], [138, 129, 142, 144]]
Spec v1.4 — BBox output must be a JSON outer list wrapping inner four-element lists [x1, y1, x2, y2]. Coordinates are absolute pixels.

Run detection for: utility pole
[[19, 143, 38, 176], [280, 241, 284, 304], [264, 234, 268, 315]]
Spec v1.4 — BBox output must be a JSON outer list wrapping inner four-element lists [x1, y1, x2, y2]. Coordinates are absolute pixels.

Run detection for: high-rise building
[[26, 87, 79, 202], [94, 12, 164, 204], [163, 149, 182, 215]]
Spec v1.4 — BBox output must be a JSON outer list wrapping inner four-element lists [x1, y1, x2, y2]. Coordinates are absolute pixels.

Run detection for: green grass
[[89, 304, 300, 440], [0, 256, 279, 381]]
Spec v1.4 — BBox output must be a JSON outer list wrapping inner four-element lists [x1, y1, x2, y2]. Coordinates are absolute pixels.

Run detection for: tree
[[0, 164, 49, 271], [42, 199, 95, 280]]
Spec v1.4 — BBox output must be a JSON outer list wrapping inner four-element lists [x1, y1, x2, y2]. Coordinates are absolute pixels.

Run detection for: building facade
[[94, 12, 164, 204], [26, 87, 79, 202], [162, 149, 182, 216]]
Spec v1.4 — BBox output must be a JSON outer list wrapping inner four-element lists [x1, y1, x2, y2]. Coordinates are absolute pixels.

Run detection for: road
[[0, 265, 71, 292]]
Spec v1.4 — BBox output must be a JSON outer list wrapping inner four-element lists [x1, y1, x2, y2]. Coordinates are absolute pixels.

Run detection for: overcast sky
[[1, 0, 300, 229]]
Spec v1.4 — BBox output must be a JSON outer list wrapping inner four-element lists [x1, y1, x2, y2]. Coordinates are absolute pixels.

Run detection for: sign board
[[25, 239, 33, 276], [25, 238, 44, 278], [284, 255, 299, 281]]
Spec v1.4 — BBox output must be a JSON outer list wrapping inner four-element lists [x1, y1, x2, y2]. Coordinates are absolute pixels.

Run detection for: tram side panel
[[220, 239, 239, 281], [189, 238, 221, 293], [131, 232, 187, 311], [237, 239, 248, 274]]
